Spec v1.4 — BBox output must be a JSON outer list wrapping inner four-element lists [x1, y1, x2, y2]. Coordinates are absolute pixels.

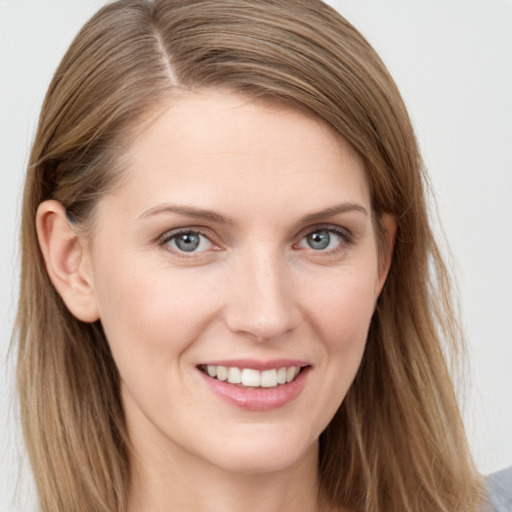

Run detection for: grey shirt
[[487, 466, 512, 512]]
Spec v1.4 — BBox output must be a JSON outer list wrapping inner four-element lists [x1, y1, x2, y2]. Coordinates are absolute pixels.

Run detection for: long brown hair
[[15, 1, 483, 510]]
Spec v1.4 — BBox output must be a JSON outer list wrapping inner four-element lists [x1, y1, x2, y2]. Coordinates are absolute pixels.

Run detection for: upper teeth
[[206, 365, 301, 388]]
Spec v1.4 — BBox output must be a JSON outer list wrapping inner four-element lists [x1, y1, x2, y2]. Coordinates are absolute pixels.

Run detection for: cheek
[[92, 255, 221, 374], [304, 265, 378, 351], [293, 266, 378, 434]]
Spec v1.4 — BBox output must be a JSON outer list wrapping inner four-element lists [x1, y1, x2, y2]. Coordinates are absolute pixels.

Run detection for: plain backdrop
[[1, 1, 511, 510]]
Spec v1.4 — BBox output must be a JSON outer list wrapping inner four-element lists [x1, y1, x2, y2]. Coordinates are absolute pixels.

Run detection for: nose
[[223, 247, 299, 342]]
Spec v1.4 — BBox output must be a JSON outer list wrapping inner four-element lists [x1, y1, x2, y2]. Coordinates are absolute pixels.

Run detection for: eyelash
[[294, 225, 354, 255], [158, 224, 354, 256], [158, 228, 216, 256]]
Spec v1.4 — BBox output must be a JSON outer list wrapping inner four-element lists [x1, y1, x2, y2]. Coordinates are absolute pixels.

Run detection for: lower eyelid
[[297, 227, 352, 247], [157, 226, 353, 254]]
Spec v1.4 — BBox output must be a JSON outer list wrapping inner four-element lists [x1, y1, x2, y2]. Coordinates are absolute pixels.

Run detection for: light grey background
[[1, 1, 511, 510]]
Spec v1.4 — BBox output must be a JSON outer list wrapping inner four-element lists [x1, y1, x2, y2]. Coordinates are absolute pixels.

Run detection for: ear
[[36, 200, 100, 322], [375, 212, 397, 297]]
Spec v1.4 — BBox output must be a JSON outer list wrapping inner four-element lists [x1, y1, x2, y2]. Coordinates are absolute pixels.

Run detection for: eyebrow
[[137, 202, 368, 224], [137, 204, 232, 224], [299, 203, 368, 223]]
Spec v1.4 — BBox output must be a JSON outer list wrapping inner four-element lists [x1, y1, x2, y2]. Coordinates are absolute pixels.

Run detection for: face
[[86, 91, 392, 476]]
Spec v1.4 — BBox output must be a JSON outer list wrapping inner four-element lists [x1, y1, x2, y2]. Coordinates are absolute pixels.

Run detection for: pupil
[[307, 230, 330, 250], [176, 233, 200, 252]]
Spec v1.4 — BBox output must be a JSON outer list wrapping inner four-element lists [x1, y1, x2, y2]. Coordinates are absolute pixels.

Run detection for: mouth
[[197, 364, 306, 388], [196, 359, 312, 410]]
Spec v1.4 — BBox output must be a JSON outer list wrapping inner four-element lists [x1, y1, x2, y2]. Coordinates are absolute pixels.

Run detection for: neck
[[127, 436, 325, 512]]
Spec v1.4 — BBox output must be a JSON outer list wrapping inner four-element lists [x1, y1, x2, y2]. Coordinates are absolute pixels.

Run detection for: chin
[[197, 427, 319, 475]]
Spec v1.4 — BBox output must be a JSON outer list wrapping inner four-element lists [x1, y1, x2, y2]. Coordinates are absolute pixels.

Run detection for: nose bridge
[[225, 242, 297, 341]]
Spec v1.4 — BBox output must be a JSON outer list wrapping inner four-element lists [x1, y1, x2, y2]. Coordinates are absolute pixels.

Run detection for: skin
[[37, 90, 395, 512]]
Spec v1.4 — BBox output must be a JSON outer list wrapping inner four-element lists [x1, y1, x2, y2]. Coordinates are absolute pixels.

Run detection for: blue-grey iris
[[175, 232, 200, 252], [306, 230, 330, 250]]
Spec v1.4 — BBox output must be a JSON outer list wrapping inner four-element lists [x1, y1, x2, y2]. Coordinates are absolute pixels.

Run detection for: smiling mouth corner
[[197, 364, 308, 388]]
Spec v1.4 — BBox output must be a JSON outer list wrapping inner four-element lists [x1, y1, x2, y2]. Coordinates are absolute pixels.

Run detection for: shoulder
[[486, 466, 512, 512]]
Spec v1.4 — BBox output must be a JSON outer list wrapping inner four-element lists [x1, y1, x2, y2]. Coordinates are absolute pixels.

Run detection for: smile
[[197, 359, 311, 410], [199, 365, 302, 388]]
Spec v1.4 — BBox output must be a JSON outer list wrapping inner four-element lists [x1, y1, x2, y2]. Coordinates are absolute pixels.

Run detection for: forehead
[[103, 90, 370, 222]]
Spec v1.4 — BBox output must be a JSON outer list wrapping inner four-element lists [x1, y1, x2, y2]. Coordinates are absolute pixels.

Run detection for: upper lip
[[197, 359, 310, 371]]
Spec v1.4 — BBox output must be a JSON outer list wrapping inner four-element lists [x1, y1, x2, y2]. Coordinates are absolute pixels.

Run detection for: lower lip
[[197, 367, 310, 411]]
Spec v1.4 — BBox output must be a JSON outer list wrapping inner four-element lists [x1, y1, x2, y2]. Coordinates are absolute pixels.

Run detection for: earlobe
[[375, 212, 397, 296], [36, 200, 100, 322]]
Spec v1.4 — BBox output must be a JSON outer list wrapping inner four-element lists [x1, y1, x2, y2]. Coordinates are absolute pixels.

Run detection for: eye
[[297, 228, 348, 252], [163, 230, 213, 253]]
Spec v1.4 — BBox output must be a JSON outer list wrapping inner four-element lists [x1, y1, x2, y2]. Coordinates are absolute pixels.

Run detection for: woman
[[14, 0, 503, 511]]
